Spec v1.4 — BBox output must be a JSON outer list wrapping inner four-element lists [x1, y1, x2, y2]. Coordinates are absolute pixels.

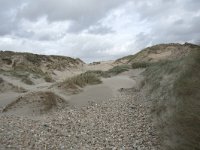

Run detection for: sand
[[68, 75, 136, 106]]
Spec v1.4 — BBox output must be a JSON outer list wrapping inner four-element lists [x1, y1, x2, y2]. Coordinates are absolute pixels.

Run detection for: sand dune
[[1, 43, 198, 149]]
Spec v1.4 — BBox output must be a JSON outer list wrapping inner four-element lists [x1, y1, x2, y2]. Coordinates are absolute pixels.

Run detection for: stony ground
[[0, 88, 160, 150]]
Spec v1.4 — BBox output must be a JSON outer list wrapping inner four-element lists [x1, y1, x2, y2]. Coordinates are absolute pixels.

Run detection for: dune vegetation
[[59, 72, 102, 89], [86, 65, 131, 78], [141, 48, 200, 150]]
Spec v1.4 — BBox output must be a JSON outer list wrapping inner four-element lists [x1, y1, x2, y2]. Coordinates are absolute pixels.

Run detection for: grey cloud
[[173, 19, 184, 25], [182, 0, 200, 11], [0, 0, 23, 35], [124, 0, 200, 49], [131, 0, 176, 21], [17, 0, 127, 32], [126, 33, 153, 54], [14, 30, 34, 40], [60, 35, 114, 61], [151, 14, 200, 44], [87, 25, 114, 35]]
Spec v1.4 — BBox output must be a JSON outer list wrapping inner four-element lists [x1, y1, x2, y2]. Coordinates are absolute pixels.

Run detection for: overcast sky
[[0, 0, 200, 62]]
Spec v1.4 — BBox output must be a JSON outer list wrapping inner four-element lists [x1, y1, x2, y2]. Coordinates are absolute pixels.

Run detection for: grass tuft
[[60, 72, 102, 89], [108, 65, 130, 74]]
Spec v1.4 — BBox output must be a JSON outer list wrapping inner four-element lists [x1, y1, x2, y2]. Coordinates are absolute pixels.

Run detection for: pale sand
[[68, 75, 136, 106]]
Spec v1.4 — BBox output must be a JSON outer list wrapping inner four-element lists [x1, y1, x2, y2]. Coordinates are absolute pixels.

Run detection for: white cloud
[[16, 17, 71, 41]]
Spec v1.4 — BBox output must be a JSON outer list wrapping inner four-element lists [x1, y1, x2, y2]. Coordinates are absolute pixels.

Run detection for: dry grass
[[107, 65, 130, 75], [172, 50, 200, 150], [142, 48, 200, 150], [0, 67, 54, 84], [60, 72, 102, 89], [85, 65, 130, 78], [43, 73, 54, 82]]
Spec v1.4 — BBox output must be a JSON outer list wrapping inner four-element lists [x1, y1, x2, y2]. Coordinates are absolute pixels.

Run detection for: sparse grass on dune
[[0, 78, 26, 93], [103, 65, 130, 77], [85, 65, 131, 78], [142, 48, 200, 150], [0, 67, 54, 84], [2, 91, 68, 114], [60, 72, 102, 89], [85, 70, 105, 77], [108, 65, 130, 73]]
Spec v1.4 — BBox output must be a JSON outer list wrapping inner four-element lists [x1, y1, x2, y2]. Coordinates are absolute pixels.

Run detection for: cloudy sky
[[0, 0, 200, 62]]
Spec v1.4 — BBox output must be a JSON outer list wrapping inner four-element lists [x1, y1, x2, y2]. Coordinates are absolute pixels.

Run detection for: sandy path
[[68, 75, 136, 106]]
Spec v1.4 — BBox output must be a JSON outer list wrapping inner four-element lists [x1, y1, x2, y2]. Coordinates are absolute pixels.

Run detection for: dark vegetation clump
[[131, 62, 152, 69], [41, 92, 58, 112], [44, 74, 54, 82], [21, 77, 34, 85], [2, 58, 12, 65], [0, 77, 3, 84]]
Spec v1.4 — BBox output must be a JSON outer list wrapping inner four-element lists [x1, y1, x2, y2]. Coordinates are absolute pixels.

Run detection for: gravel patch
[[0, 90, 160, 149]]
